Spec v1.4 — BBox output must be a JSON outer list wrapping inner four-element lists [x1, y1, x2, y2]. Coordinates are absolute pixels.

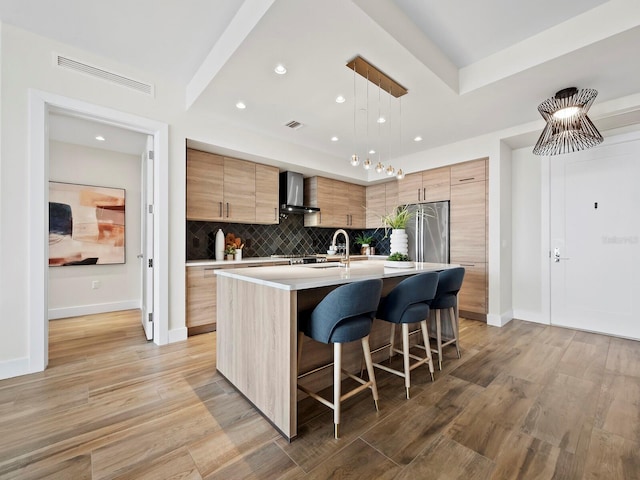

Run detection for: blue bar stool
[[297, 279, 383, 439], [372, 272, 439, 399], [429, 267, 465, 370]]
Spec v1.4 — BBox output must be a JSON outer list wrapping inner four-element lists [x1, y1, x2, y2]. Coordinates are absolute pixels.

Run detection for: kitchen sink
[[303, 263, 342, 269]]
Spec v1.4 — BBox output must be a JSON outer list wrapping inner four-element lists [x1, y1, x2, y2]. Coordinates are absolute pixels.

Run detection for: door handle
[[553, 247, 571, 263]]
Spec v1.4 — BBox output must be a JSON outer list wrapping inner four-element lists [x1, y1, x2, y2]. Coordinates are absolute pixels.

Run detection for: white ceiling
[[2, 0, 640, 170]]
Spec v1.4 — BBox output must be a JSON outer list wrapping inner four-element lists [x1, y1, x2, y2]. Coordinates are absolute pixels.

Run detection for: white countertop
[[185, 254, 386, 267], [186, 257, 289, 267], [214, 260, 457, 291]]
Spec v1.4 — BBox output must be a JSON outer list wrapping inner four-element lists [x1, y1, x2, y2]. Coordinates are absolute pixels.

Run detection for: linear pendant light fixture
[[533, 87, 603, 156], [346, 56, 408, 179]]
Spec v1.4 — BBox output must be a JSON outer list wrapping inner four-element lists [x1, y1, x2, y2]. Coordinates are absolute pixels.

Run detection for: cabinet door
[[454, 262, 487, 316], [450, 180, 486, 262], [186, 149, 224, 220], [223, 157, 256, 223], [304, 176, 338, 226], [348, 183, 366, 228], [450, 158, 486, 184], [366, 183, 386, 228], [186, 266, 217, 332], [385, 181, 399, 212], [397, 172, 422, 204], [422, 167, 451, 202], [255, 164, 279, 224]]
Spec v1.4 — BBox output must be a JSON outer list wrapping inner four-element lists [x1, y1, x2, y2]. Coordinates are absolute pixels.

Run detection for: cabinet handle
[[274, 207, 277, 222], [418, 188, 421, 202], [226, 202, 230, 217], [458, 263, 476, 267], [219, 202, 223, 217], [423, 187, 426, 199], [459, 177, 475, 182]]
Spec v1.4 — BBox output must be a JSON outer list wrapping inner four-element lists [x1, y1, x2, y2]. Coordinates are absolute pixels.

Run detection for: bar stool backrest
[[432, 267, 466, 309]]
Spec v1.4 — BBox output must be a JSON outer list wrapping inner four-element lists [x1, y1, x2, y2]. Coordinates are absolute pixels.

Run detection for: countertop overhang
[[214, 260, 457, 291]]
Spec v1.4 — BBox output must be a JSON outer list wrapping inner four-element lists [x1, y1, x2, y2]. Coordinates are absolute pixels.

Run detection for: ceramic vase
[[390, 229, 408, 256], [215, 228, 225, 261]]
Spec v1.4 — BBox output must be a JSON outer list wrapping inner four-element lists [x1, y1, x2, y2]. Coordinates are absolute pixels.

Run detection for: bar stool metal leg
[[334, 343, 341, 439]]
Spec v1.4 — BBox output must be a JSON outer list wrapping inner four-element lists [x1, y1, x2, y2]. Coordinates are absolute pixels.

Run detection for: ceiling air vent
[[55, 54, 154, 96], [285, 120, 304, 130]]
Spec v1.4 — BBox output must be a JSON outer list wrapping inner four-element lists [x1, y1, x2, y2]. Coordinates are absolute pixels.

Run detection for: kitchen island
[[215, 260, 457, 440]]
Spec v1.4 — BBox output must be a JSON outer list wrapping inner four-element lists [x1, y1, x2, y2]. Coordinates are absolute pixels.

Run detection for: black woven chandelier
[[533, 87, 603, 156]]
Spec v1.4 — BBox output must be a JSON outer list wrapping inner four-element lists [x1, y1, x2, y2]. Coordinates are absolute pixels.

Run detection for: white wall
[[511, 146, 548, 323], [48, 141, 142, 319]]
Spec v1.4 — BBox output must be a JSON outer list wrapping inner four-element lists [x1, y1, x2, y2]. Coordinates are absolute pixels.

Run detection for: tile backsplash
[[186, 214, 390, 260]]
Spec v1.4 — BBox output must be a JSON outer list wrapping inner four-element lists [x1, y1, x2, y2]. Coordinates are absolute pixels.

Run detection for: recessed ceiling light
[[377, 117, 386, 124], [369, 149, 375, 154], [274, 64, 287, 75], [414, 136, 423, 142], [331, 136, 339, 142], [335, 95, 345, 103], [95, 135, 105, 141], [236, 101, 246, 109]]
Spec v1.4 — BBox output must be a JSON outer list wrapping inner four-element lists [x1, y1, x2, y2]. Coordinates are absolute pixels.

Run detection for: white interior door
[[550, 137, 640, 338], [140, 135, 154, 340]]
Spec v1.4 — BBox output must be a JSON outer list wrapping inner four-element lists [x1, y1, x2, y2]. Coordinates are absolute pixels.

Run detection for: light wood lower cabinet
[[454, 262, 487, 321], [186, 266, 218, 335], [186, 261, 289, 335]]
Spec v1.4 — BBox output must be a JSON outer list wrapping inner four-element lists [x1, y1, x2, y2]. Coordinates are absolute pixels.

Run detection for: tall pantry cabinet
[[449, 158, 488, 320]]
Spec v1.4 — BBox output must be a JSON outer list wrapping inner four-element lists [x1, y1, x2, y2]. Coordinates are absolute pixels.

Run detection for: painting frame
[[49, 181, 126, 266]]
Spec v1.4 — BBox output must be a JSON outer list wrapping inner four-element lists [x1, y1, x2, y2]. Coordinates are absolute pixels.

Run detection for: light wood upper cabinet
[[347, 183, 366, 228], [304, 177, 365, 228], [397, 167, 450, 204], [255, 164, 279, 224], [397, 172, 423, 204], [450, 158, 486, 184], [366, 183, 386, 228], [187, 148, 279, 224], [186, 149, 224, 221], [366, 181, 399, 228], [223, 157, 256, 223], [422, 167, 451, 202]]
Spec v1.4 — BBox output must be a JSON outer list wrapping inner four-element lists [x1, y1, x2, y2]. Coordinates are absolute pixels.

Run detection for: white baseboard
[[512, 309, 550, 325], [0, 356, 31, 381], [487, 310, 514, 327], [168, 327, 188, 343], [48, 300, 140, 320]]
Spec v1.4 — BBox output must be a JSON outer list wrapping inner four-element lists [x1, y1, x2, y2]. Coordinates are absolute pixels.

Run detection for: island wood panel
[[223, 157, 256, 223], [216, 276, 298, 439], [366, 183, 386, 228], [450, 158, 487, 184], [255, 163, 279, 224], [185, 266, 217, 333], [186, 149, 224, 220], [450, 180, 486, 262]]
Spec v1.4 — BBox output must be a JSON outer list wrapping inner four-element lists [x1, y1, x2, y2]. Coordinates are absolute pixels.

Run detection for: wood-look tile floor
[[1, 310, 639, 479]]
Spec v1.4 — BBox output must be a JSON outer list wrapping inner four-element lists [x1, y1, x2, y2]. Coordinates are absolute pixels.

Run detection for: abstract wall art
[[49, 182, 126, 266]]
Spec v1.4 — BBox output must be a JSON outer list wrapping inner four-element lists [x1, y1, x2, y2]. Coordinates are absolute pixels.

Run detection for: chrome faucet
[[331, 229, 350, 267]]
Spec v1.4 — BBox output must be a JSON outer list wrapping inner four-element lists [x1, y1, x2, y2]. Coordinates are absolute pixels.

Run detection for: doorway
[[29, 90, 169, 372], [550, 133, 640, 338]]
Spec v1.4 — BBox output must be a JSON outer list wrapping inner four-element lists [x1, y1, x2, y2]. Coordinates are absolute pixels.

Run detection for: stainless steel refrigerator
[[406, 201, 450, 263]]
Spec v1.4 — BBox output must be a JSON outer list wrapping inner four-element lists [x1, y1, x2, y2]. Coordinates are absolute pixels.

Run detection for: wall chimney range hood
[[279, 171, 320, 214]]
